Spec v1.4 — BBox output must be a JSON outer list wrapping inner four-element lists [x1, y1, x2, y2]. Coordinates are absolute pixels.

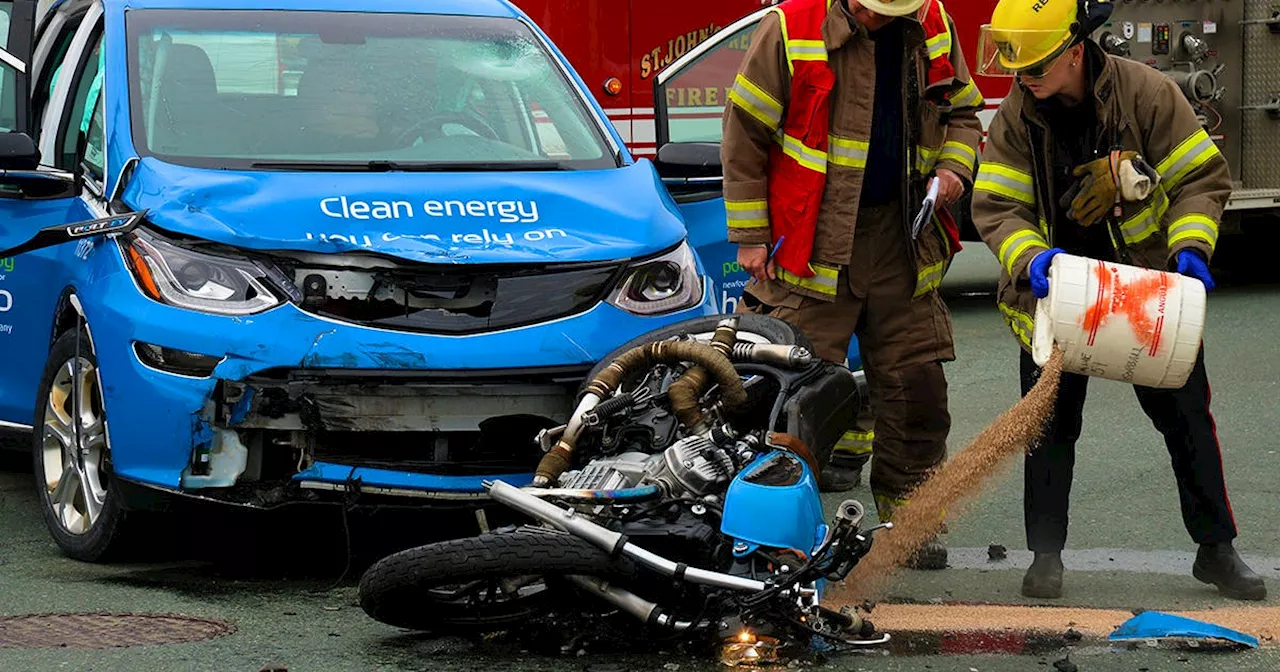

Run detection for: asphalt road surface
[[2, 238, 1278, 671]]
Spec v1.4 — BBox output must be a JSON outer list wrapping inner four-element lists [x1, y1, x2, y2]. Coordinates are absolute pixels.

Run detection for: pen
[[750, 236, 785, 286], [768, 235, 785, 261]]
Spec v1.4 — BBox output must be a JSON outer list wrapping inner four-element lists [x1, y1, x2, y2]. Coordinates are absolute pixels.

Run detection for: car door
[[651, 10, 863, 369], [0, 2, 104, 425]]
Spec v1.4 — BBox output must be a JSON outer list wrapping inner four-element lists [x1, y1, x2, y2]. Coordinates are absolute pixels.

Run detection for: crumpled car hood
[[120, 157, 688, 264]]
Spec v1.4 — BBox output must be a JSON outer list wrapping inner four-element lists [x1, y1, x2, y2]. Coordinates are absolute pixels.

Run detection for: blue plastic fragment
[[1108, 611, 1260, 649]]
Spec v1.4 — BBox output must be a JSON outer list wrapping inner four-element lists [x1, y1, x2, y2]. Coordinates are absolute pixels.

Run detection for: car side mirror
[[0, 132, 40, 171], [655, 142, 723, 180]]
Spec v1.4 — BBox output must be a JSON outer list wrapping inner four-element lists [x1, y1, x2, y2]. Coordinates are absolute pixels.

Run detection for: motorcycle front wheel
[[358, 526, 636, 632]]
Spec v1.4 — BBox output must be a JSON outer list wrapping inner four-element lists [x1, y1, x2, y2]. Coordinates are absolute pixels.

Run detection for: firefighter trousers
[[1020, 346, 1238, 552], [737, 200, 954, 505]]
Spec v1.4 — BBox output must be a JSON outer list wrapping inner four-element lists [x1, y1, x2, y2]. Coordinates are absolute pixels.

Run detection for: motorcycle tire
[[359, 527, 636, 632], [582, 314, 814, 388]]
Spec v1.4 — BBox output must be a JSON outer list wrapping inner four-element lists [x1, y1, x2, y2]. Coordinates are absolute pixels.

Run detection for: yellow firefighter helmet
[[977, 0, 1082, 77]]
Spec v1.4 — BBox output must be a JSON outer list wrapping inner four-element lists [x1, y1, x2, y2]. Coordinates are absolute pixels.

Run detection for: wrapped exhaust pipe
[[532, 320, 747, 486], [488, 480, 767, 593]]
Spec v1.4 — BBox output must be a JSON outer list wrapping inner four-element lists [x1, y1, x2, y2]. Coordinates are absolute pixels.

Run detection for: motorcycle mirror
[[0, 210, 146, 258], [835, 499, 866, 528]]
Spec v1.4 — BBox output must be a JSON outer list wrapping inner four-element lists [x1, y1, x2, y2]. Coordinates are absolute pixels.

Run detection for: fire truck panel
[[1095, 0, 1280, 212]]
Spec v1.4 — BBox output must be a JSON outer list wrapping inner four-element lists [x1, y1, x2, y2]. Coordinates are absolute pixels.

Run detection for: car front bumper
[[80, 264, 715, 505]]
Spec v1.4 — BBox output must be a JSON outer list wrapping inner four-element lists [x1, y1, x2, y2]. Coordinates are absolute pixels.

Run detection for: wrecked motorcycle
[[358, 314, 892, 660]]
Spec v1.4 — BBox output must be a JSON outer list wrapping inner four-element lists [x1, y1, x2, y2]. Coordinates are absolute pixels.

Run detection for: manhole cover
[[0, 613, 235, 649]]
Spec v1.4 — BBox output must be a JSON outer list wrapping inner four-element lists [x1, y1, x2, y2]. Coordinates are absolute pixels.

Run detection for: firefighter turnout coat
[[974, 41, 1232, 350], [722, 0, 985, 301]]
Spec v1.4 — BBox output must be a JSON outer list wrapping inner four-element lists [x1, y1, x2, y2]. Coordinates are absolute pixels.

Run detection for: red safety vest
[[767, 0, 958, 280]]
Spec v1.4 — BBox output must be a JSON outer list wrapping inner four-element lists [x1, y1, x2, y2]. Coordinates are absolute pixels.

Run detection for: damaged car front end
[[102, 215, 713, 510], [0, 0, 717, 560]]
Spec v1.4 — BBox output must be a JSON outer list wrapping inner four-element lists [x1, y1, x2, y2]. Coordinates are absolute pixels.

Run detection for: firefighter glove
[[1067, 150, 1139, 228], [1176, 249, 1216, 292], [1029, 247, 1065, 299]]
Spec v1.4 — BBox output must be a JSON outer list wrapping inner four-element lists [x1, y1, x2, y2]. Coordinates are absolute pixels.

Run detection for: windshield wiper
[[247, 160, 572, 172]]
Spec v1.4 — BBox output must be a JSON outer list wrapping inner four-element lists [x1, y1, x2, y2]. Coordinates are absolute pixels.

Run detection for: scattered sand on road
[[833, 349, 1065, 602], [867, 603, 1280, 646]]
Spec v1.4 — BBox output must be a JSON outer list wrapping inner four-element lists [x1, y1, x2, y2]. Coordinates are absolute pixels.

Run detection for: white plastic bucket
[[1032, 253, 1206, 389]]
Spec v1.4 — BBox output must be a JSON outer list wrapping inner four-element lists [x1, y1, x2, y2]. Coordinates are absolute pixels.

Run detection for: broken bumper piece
[[292, 463, 534, 500]]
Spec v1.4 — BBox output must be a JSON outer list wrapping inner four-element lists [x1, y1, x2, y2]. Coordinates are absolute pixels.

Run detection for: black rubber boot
[[1021, 552, 1064, 599], [820, 465, 862, 492], [1192, 542, 1267, 601]]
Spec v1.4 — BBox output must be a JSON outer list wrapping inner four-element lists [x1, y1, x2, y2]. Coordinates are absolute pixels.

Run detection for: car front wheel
[[33, 328, 132, 562]]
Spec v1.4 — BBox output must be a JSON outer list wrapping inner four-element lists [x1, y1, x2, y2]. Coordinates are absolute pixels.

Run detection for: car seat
[[149, 43, 223, 157]]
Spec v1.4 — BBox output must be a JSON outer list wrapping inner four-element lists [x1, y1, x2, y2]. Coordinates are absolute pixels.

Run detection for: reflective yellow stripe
[[974, 162, 1035, 206], [1118, 188, 1168, 245], [829, 135, 869, 169], [725, 199, 769, 229], [914, 259, 947, 297], [775, 132, 828, 173], [1168, 213, 1219, 249], [728, 74, 783, 131], [773, 8, 794, 75], [946, 80, 984, 109], [874, 493, 909, 520], [835, 429, 874, 456], [778, 263, 839, 295], [786, 38, 827, 62], [926, 30, 952, 62], [938, 141, 977, 172], [999, 302, 1034, 349], [916, 145, 941, 174], [997, 229, 1049, 277], [1156, 128, 1221, 191]]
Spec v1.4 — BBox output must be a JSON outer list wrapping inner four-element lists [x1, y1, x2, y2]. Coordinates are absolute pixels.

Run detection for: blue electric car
[[0, 0, 800, 560]]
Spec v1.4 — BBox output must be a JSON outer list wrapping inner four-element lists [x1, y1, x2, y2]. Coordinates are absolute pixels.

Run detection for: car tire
[[32, 327, 133, 562], [582, 313, 814, 387]]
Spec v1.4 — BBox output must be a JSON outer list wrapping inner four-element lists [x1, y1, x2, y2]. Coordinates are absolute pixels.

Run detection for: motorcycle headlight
[[607, 242, 703, 316], [122, 230, 281, 316]]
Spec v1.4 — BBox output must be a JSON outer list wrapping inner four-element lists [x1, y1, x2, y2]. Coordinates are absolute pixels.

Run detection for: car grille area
[[210, 368, 586, 479], [282, 259, 623, 334]]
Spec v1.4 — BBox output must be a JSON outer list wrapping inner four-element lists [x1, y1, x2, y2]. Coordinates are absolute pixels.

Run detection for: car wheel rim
[[42, 356, 109, 536]]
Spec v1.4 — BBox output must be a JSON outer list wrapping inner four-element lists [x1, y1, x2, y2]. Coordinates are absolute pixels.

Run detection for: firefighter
[[972, 0, 1266, 600], [722, 0, 985, 567]]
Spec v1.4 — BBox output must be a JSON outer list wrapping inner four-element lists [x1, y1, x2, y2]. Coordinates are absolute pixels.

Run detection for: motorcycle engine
[[559, 435, 736, 498], [643, 435, 736, 497]]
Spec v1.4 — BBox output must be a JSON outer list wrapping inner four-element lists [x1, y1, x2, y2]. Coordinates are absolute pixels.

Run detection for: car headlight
[[608, 242, 703, 316], [122, 229, 281, 316]]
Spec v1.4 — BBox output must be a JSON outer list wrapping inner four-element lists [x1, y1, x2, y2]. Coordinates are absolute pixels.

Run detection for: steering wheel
[[396, 111, 500, 146]]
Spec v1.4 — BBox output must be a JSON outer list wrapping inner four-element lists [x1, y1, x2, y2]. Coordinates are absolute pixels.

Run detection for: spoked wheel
[[34, 328, 132, 562]]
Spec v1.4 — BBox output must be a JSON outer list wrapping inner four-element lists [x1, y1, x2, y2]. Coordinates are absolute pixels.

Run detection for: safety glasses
[[1015, 50, 1068, 79]]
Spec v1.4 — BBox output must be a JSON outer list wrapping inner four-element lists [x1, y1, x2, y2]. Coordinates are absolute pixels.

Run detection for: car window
[[82, 85, 104, 180], [126, 10, 616, 171], [0, 4, 16, 132], [659, 21, 757, 145], [55, 36, 102, 170], [32, 13, 88, 140]]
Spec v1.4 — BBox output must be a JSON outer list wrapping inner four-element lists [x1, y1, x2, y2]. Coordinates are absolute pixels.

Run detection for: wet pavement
[[2, 238, 1279, 671]]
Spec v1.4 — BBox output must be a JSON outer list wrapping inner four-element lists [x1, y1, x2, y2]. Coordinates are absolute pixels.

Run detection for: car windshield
[[126, 10, 616, 171]]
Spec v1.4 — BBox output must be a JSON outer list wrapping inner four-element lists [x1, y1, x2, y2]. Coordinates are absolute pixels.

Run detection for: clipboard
[[911, 177, 940, 240]]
